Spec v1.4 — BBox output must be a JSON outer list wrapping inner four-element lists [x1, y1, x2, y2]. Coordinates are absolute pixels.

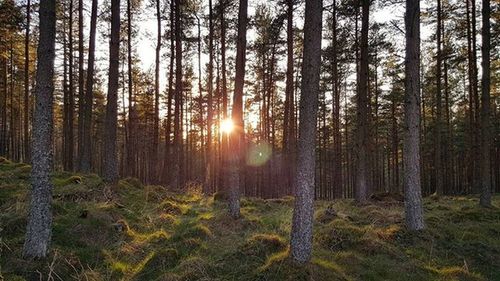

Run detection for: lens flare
[[246, 142, 272, 167]]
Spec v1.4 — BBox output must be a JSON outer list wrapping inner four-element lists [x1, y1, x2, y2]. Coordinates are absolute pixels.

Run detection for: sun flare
[[221, 119, 234, 134]]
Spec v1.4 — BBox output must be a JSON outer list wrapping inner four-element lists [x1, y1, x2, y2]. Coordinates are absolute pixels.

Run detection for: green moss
[[135, 248, 180, 279], [315, 219, 367, 251], [53, 175, 82, 187], [158, 200, 184, 215], [183, 224, 212, 239], [177, 256, 211, 281], [242, 233, 287, 256], [1, 159, 500, 281], [118, 177, 143, 189]]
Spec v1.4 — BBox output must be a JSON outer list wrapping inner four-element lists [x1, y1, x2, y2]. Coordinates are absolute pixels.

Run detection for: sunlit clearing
[[221, 118, 234, 134]]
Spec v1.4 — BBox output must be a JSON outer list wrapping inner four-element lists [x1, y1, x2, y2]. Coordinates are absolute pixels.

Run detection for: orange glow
[[221, 118, 234, 134]]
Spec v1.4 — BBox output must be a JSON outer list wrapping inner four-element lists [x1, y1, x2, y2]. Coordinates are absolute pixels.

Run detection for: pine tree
[[290, 0, 322, 265], [403, 0, 425, 231], [23, 0, 57, 259]]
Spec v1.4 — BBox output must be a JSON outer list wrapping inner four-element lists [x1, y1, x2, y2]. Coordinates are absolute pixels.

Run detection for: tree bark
[[164, 0, 175, 183], [103, 0, 120, 183], [479, 0, 491, 207], [435, 0, 443, 195], [332, 0, 342, 199], [172, 0, 183, 187], [63, 0, 74, 171], [80, 0, 98, 173], [355, 0, 370, 203], [290, 0, 322, 265], [126, 0, 135, 178], [152, 0, 161, 183], [23, 0, 56, 259], [77, 0, 84, 170], [228, 0, 248, 219], [281, 0, 296, 196], [404, 0, 425, 231], [23, 0, 31, 163], [205, 0, 214, 193]]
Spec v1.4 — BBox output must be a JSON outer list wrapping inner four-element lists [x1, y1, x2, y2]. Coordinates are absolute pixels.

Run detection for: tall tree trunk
[[355, 0, 370, 203], [80, 0, 98, 173], [282, 0, 295, 196], [23, 0, 56, 258], [205, 0, 214, 193], [196, 15, 204, 183], [164, 0, 175, 183], [290, 0, 322, 265], [23, 0, 31, 163], [479, 0, 491, 207], [172, 0, 183, 187], [126, 0, 135, 178], [228, 0, 248, 218], [471, 0, 479, 193], [435, 0, 443, 195], [152, 0, 161, 183], [283, 0, 294, 155], [466, 0, 475, 192], [404, 0, 425, 231], [218, 0, 228, 194], [103, 0, 120, 183], [63, 8, 69, 170], [77, 0, 84, 170], [332, 0, 342, 199], [63, 0, 74, 171], [68, 0, 74, 171]]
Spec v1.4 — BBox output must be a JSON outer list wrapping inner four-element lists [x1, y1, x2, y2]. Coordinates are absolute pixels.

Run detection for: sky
[[66, 0, 437, 122]]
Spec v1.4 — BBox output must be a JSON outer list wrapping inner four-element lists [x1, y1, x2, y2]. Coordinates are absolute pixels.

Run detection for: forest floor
[[1, 158, 499, 281]]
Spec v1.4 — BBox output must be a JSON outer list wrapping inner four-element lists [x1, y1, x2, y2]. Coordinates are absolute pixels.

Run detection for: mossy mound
[[118, 177, 143, 189], [135, 248, 180, 279], [157, 200, 184, 215], [183, 224, 212, 240], [242, 233, 287, 256], [315, 219, 367, 251]]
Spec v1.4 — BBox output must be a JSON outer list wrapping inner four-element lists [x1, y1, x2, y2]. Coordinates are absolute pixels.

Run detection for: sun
[[221, 118, 234, 134]]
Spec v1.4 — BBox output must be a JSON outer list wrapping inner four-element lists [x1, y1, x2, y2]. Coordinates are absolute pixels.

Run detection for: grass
[[1, 159, 499, 280]]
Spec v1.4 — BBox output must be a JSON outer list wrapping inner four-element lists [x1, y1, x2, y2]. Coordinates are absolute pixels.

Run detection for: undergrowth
[[0, 158, 499, 280]]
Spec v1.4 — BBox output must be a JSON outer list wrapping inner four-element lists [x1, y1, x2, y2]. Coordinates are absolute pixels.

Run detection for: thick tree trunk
[[355, 0, 370, 203], [80, 0, 98, 173], [403, 0, 425, 231], [479, 0, 491, 207], [23, 0, 56, 259], [228, 0, 248, 219], [103, 0, 120, 183], [290, 0, 322, 265]]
